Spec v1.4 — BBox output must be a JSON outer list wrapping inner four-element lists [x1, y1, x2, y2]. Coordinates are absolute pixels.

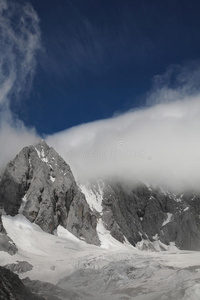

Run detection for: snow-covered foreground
[[1, 215, 200, 300]]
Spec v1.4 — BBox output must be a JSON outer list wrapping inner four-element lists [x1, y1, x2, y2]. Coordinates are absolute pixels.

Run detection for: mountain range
[[0, 141, 200, 299]]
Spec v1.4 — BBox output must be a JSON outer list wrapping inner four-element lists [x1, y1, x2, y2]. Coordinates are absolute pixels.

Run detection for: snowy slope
[[80, 182, 178, 252], [80, 181, 132, 249], [1, 214, 200, 299], [79, 181, 104, 213]]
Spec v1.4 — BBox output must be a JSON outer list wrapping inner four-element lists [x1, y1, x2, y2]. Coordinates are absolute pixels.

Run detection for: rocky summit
[[1, 141, 200, 300], [0, 141, 200, 251], [0, 141, 99, 245]]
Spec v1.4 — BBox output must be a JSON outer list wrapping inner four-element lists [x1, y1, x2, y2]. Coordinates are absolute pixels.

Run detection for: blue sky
[[9, 0, 200, 135], [2, 0, 200, 189]]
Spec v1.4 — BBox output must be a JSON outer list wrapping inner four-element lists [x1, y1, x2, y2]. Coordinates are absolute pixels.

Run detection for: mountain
[[0, 266, 44, 300], [1, 140, 200, 251], [1, 141, 200, 299], [1, 213, 200, 300], [83, 181, 200, 251], [0, 141, 99, 245]]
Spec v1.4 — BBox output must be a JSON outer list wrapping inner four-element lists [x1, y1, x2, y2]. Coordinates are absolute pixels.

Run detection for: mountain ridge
[[0, 140, 200, 251], [0, 140, 99, 246]]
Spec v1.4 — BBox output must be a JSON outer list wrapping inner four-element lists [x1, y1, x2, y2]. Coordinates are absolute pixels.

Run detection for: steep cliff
[[100, 181, 200, 250], [0, 211, 17, 255], [1, 141, 200, 251], [0, 141, 99, 245]]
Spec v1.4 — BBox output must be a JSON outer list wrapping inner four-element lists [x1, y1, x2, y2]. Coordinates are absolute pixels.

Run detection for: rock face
[[4, 261, 33, 274], [0, 141, 99, 245], [0, 211, 6, 234], [0, 211, 18, 255], [100, 181, 200, 250], [1, 140, 200, 251], [23, 277, 80, 300], [0, 266, 44, 300]]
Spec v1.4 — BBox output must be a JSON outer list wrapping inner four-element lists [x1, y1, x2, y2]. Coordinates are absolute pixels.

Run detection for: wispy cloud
[[1, 1, 200, 193], [40, 1, 154, 82], [0, 0, 41, 105], [147, 61, 200, 105], [47, 62, 200, 192], [0, 0, 41, 168]]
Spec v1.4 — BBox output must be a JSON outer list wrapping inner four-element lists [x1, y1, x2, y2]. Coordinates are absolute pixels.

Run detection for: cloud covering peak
[[47, 64, 200, 192], [0, 1, 200, 193]]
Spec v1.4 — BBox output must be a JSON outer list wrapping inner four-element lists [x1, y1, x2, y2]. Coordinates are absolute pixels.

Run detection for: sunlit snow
[[35, 147, 48, 163], [162, 213, 173, 226], [1, 213, 200, 299], [80, 181, 104, 213]]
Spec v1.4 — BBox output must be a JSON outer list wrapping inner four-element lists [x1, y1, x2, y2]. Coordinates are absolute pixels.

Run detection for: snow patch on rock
[[162, 213, 173, 226], [79, 181, 104, 213]]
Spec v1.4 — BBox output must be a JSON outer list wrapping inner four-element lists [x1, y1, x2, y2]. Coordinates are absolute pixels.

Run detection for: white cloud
[[0, 0, 41, 104], [147, 61, 200, 105], [47, 64, 200, 192], [0, 1, 200, 193], [0, 0, 41, 169], [0, 121, 38, 170]]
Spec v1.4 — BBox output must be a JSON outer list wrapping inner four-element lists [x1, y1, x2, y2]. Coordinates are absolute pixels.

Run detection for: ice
[[18, 194, 27, 214], [175, 197, 182, 203], [80, 181, 104, 213], [183, 284, 200, 300], [28, 158, 32, 167], [50, 175, 55, 182], [136, 237, 171, 252], [162, 213, 172, 226], [191, 195, 196, 201], [1, 214, 104, 283], [97, 219, 133, 250], [35, 147, 48, 163], [1, 214, 200, 299], [56, 225, 83, 243]]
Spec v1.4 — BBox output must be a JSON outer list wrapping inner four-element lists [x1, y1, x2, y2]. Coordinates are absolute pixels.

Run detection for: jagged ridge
[[1, 141, 200, 251], [82, 180, 200, 251], [101, 182, 200, 250], [0, 141, 99, 245]]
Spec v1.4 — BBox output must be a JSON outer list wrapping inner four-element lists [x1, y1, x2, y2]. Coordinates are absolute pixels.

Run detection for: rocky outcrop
[[1, 140, 200, 251], [100, 181, 200, 251], [0, 211, 6, 234], [23, 277, 80, 300], [0, 266, 44, 300], [4, 261, 33, 274], [0, 141, 99, 245], [0, 211, 18, 255]]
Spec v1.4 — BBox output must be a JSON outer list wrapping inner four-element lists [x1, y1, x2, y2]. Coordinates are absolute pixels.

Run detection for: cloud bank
[[47, 64, 200, 192], [0, 0, 40, 169], [0, 1, 200, 193]]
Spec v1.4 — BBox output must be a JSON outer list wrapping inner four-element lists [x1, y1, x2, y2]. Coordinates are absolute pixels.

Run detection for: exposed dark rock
[[4, 261, 33, 274], [0, 141, 100, 245], [1, 140, 200, 251], [0, 211, 6, 234], [100, 181, 200, 250], [0, 211, 18, 255], [0, 234, 18, 256], [160, 207, 200, 250], [0, 266, 44, 300], [102, 182, 148, 246], [23, 277, 80, 300]]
